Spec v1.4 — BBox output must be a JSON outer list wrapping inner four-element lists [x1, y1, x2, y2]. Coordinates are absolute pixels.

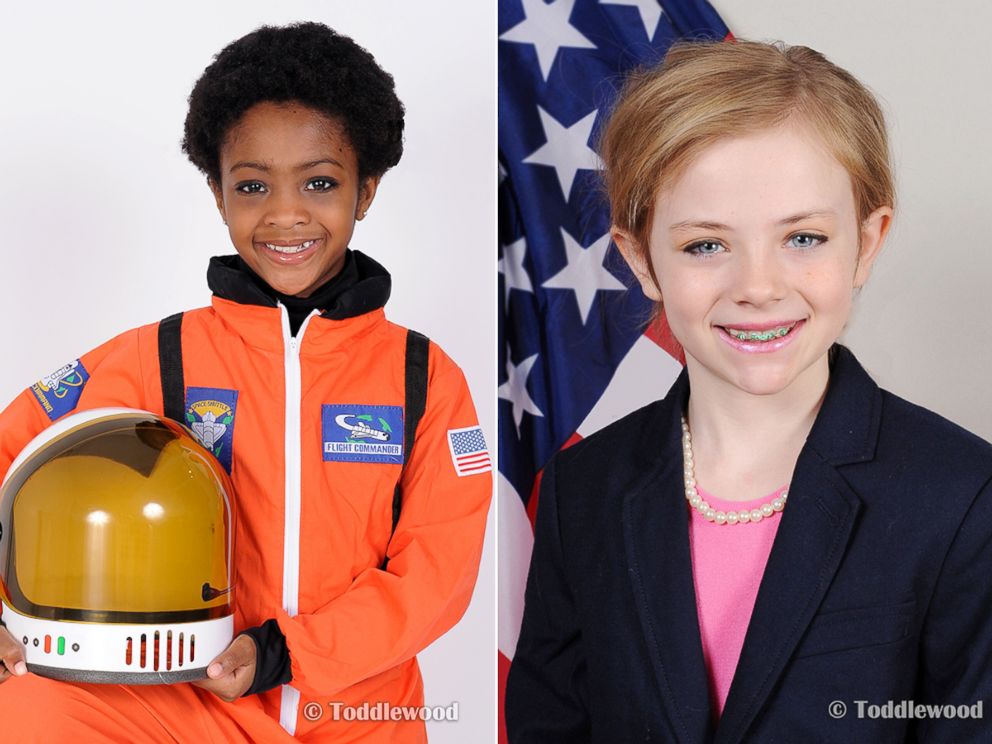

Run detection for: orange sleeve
[[0, 325, 151, 483], [273, 344, 493, 698]]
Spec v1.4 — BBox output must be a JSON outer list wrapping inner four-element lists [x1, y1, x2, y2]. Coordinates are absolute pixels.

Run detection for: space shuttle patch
[[185, 387, 239, 473]]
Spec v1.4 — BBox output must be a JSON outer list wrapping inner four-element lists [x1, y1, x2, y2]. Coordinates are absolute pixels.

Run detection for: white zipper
[[278, 304, 318, 735]]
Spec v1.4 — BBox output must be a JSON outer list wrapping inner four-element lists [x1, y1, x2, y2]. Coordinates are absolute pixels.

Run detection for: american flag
[[447, 426, 493, 476], [497, 0, 730, 739]]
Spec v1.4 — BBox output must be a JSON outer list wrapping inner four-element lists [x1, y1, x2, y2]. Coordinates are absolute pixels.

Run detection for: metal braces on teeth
[[727, 325, 793, 341]]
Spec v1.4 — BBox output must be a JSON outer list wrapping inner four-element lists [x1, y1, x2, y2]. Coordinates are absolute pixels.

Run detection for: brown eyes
[[233, 178, 339, 195], [305, 178, 338, 192], [234, 181, 265, 195]]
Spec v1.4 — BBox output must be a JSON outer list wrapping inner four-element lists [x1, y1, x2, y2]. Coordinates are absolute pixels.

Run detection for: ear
[[612, 226, 662, 302], [355, 176, 381, 221], [208, 178, 227, 225], [853, 205, 893, 288]]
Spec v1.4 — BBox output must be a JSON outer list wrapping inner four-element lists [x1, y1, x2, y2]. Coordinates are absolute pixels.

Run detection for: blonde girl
[[506, 40, 992, 743]]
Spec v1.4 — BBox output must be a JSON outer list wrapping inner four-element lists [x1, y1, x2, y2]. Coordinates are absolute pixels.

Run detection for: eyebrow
[[669, 210, 837, 233], [228, 157, 344, 174]]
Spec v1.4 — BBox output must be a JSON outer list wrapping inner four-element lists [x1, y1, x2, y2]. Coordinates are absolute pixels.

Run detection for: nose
[[263, 189, 310, 229], [729, 244, 787, 308]]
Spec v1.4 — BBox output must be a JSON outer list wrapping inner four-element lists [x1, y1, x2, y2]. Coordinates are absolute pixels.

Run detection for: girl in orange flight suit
[[0, 22, 491, 743]]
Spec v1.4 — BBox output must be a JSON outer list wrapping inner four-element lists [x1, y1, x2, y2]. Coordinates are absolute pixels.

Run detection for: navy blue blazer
[[505, 344, 992, 743]]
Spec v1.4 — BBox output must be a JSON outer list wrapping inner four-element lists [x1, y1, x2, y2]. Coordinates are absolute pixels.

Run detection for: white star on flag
[[499, 0, 596, 80], [523, 107, 599, 201], [599, 0, 664, 38], [542, 229, 626, 324], [498, 353, 545, 437], [499, 237, 534, 305]]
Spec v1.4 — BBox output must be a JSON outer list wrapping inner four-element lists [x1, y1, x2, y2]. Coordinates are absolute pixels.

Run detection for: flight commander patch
[[31, 359, 90, 421], [322, 404, 404, 464]]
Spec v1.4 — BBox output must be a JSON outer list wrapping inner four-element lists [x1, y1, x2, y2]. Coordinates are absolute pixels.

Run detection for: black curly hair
[[182, 22, 404, 184]]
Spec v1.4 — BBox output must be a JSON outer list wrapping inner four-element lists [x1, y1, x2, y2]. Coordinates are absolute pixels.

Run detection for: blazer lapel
[[712, 450, 862, 744], [714, 344, 881, 744], [623, 368, 716, 744], [619, 344, 881, 744]]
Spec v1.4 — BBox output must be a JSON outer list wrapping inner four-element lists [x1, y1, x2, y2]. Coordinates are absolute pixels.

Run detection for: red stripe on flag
[[460, 463, 492, 474], [457, 453, 490, 465], [644, 311, 685, 365], [498, 651, 511, 744]]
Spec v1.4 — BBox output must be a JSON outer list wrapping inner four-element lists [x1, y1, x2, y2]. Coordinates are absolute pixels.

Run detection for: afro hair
[[182, 22, 404, 184]]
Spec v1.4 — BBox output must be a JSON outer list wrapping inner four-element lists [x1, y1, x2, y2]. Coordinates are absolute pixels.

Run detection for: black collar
[[206, 249, 392, 320]]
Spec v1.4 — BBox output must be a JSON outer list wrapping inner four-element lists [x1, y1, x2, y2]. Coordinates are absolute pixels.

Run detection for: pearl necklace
[[681, 414, 788, 525]]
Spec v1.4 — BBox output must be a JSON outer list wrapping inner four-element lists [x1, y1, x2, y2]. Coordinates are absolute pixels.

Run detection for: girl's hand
[[0, 626, 28, 684], [191, 633, 256, 702]]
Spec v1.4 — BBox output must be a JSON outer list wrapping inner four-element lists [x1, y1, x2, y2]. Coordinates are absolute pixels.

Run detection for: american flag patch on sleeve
[[447, 426, 492, 477]]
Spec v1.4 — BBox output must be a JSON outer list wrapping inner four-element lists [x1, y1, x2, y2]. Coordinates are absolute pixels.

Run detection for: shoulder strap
[[158, 312, 185, 424], [381, 329, 429, 570]]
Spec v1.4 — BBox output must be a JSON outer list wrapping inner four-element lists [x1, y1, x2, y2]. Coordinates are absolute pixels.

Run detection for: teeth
[[725, 322, 797, 342], [265, 240, 315, 254]]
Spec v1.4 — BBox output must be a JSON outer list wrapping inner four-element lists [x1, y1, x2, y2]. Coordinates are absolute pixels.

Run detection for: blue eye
[[305, 178, 338, 192], [684, 240, 724, 257], [788, 233, 826, 249], [235, 181, 266, 195]]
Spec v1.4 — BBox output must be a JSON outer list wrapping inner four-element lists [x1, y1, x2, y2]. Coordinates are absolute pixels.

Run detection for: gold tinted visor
[[0, 411, 234, 623]]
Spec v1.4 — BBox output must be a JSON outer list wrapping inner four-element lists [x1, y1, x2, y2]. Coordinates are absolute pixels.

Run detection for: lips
[[263, 239, 317, 254], [721, 320, 799, 342], [715, 318, 806, 353], [255, 237, 322, 265]]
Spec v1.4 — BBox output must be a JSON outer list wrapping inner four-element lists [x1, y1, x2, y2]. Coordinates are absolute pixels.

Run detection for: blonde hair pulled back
[[600, 40, 894, 256]]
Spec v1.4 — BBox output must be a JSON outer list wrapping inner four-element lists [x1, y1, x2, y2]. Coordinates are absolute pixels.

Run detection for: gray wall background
[[718, 0, 992, 442]]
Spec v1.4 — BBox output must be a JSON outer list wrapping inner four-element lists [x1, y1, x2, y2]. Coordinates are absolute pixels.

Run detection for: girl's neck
[[683, 352, 830, 501]]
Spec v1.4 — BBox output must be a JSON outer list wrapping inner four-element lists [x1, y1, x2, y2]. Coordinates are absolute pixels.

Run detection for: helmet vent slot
[[139, 633, 147, 668]]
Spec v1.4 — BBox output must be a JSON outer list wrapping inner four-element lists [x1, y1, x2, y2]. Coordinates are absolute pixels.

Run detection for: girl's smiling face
[[210, 101, 378, 298], [616, 120, 892, 397]]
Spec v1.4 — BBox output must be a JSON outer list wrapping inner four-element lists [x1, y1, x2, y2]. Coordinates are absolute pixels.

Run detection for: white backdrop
[[0, 2, 495, 742], [718, 0, 992, 441]]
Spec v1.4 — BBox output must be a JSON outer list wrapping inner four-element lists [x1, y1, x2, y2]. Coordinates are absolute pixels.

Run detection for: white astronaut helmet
[[0, 408, 235, 683]]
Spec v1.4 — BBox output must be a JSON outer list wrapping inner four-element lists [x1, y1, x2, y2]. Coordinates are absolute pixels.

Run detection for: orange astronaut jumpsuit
[[0, 252, 492, 742]]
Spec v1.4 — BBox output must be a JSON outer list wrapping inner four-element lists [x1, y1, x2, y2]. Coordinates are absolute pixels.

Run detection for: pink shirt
[[687, 484, 786, 719]]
